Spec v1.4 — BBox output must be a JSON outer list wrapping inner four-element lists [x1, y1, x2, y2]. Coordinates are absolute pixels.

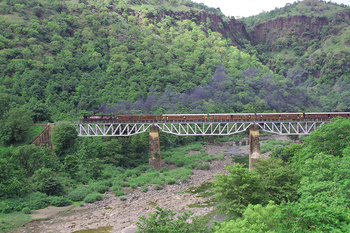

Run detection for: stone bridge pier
[[149, 125, 162, 170], [249, 124, 261, 170]]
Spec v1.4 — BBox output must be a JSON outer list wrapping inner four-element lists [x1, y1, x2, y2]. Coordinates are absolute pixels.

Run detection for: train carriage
[[256, 113, 280, 120], [184, 114, 206, 121], [231, 113, 253, 120], [139, 115, 161, 121], [304, 113, 329, 119], [279, 113, 303, 120], [162, 114, 185, 121], [211, 114, 232, 121], [116, 115, 138, 121], [328, 112, 349, 119]]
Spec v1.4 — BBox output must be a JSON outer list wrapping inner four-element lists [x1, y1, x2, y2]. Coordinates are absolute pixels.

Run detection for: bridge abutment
[[149, 125, 162, 170], [32, 123, 55, 149], [249, 124, 261, 170]]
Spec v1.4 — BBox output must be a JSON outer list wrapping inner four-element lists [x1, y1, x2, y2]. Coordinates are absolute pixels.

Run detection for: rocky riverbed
[[15, 143, 249, 233]]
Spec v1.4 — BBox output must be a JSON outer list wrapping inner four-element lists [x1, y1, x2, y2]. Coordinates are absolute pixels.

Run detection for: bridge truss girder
[[257, 121, 328, 135], [76, 120, 330, 137]]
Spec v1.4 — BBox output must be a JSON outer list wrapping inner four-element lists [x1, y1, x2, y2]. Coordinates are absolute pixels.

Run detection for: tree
[[51, 122, 78, 159], [0, 108, 33, 145], [12, 144, 53, 177], [213, 164, 264, 216]]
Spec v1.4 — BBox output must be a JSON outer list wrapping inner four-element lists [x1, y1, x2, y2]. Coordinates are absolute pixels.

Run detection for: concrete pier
[[149, 125, 162, 170], [249, 124, 261, 170]]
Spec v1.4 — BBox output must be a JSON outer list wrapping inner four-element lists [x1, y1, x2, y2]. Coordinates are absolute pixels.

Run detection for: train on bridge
[[82, 112, 349, 123]]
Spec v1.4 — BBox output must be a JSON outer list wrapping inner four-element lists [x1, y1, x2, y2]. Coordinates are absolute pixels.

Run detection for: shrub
[[0, 201, 12, 214], [195, 163, 210, 170], [25, 192, 50, 210], [84, 192, 103, 203], [119, 196, 126, 201], [92, 183, 109, 194], [153, 184, 164, 190], [68, 185, 93, 202], [141, 185, 148, 193], [22, 207, 31, 214], [48, 196, 72, 207], [136, 206, 211, 232], [114, 188, 124, 196], [165, 177, 176, 185]]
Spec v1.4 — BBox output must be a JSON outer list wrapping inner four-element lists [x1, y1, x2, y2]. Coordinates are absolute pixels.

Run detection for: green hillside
[[243, 0, 350, 112]]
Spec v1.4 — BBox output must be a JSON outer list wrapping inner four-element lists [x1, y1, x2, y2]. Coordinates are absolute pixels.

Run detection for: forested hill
[[243, 0, 350, 112], [0, 0, 349, 130]]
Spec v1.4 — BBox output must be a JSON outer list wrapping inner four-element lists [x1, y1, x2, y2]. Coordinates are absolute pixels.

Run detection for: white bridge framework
[[74, 120, 329, 137]]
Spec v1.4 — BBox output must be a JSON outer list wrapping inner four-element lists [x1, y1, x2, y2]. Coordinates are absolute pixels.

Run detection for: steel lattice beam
[[74, 120, 330, 137]]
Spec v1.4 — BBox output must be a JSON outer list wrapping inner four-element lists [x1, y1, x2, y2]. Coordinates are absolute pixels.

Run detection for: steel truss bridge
[[74, 119, 331, 137]]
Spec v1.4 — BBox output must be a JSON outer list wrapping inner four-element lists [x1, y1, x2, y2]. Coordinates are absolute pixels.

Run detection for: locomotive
[[82, 112, 350, 123]]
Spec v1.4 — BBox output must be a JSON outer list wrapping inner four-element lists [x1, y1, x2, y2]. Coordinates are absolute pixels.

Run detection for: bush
[[25, 192, 50, 210], [22, 207, 31, 214], [136, 206, 211, 232], [119, 196, 126, 201], [48, 196, 72, 207], [92, 183, 109, 194], [195, 163, 210, 170], [68, 185, 93, 202], [0, 201, 12, 214], [141, 185, 148, 192], [84, 192, 103, 203], [114, 188, 124, 196]]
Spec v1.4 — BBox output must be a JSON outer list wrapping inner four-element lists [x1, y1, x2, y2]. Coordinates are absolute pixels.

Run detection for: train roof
[[208, 113, 254, 115], [162, 114, 207, 116], [304, 112, 349, 114], [258, 113, 303, 115]]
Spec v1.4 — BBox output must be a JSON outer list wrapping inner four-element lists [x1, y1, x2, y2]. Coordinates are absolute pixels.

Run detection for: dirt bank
[[15, 143, 248, 233]]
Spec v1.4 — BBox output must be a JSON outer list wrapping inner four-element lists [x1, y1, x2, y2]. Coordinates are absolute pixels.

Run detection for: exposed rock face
[[251, 15, 328, 46], [250, 9, 350, 48]]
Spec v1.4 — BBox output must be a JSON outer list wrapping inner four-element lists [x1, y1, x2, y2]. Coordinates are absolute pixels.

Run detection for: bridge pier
[[149, 125, 162, 170], [249, 124, 261, 170]]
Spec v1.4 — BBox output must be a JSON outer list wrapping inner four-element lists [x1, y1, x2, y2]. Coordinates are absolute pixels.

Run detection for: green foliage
[[136, 206, 212, 233], [12, 144, 54, 177], [47, 196, 72, 207], [215, 201, 280, 233], [84, 192, 103, 203], [276, 202, 350, 232], [255, 158, 301, 204], [51, 122, 77, 158], [21, 207, 31, 214], [213, 164, 263, 216], [260, 138, 291, 154], [119, 196, 126, 201], [0, 108, 33, 145], [270, 143, 303, 163], [295, 117, 350, 163], [68, 185, 93, 202], [89, 181, 110, 194], [32, 168, 64, 196]]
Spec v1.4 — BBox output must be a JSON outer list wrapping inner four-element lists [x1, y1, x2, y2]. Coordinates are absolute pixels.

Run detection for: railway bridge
[[73, 112, 345, 170]]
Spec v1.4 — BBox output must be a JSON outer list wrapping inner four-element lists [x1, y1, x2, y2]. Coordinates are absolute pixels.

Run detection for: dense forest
[[0, 0, 350, 232]]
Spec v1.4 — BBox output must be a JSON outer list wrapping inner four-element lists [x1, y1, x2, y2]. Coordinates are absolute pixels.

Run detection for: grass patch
[[0, 212, 31, 232]]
